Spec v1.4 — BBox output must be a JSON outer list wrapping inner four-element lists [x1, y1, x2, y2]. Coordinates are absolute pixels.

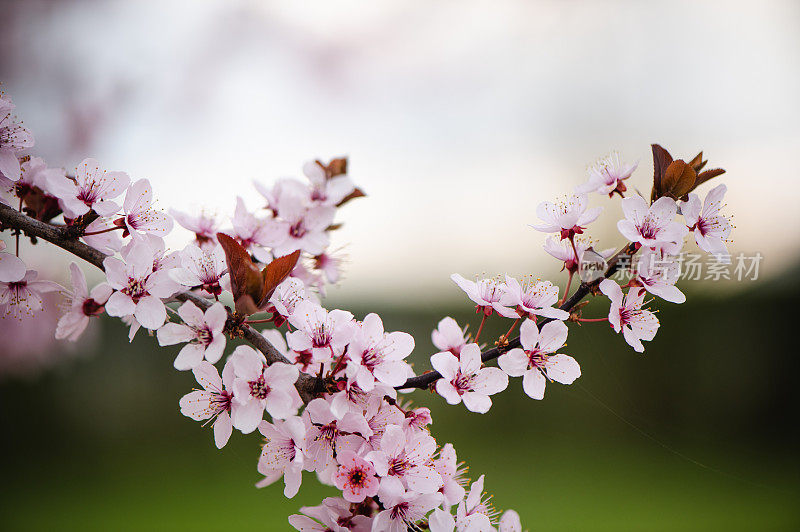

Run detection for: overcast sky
[[2, 0, 799, 301]]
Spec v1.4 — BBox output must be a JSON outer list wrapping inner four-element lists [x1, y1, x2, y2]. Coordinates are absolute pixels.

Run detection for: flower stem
[[473, 314, 488, 343], [577, 317, 608, 323], [501, 318, 520, 343], [82, 226, 124, 236], [560, 271, 574, 306]]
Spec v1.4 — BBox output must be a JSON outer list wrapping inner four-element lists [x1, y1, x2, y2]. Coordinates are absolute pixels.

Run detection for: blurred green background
[[2, 274, 799, 531]]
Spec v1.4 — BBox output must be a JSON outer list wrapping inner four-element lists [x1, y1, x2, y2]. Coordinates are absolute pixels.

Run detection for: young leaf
[[216, 232, 264, 316], [261, 250, 301, 304]]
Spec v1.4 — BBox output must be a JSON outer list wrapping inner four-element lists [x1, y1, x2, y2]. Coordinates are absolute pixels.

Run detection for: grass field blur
[[2, 280, 799, 531]]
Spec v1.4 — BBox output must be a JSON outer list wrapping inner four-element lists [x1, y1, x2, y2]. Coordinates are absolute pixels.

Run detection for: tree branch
[[0, 203, 318, 402], [397, 243, 636, 391]]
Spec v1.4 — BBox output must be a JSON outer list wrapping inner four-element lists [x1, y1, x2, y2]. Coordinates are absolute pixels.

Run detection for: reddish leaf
[[650, 144, 674, 201], [336, 187, 366, 207], [261, 250, 301, 303], [661, 160, 697, 199], [216, 232, 264, 316]]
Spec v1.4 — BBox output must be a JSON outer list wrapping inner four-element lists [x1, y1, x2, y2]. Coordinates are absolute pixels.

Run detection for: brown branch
[[0, 203, 317, 402], [397, 243, 637, 391]]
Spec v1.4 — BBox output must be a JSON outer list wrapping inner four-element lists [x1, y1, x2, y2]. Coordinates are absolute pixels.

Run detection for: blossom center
[[124, 277, 148, 301], [248, 376, 270, 399]]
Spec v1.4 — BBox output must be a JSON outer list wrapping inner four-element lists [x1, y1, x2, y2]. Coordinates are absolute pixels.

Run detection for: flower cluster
[[1, 86, 734, 531]]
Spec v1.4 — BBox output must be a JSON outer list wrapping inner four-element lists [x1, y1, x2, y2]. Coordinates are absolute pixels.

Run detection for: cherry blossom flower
[[450, 274, 517, 318], [456, 475, 497, 531], [55, 262, 112, 341], [576, 151, 638, 197], [499, 510, 523, 532], [432, 317, 468, 357], [0, 241, 25, 282], [103, 239, 180, 330], [230, 196, 284, 263], [314, 251, 343, 284], [268, 277, 307, 323], [157, 301, 227, 370], [81, 217, 123, 254], [288, 497, 372, 532], [543, 236, 614, 274], [599, 279, 659, 353], [332, 450, 380, 503], [366, 424, 443, 494], [287, 300, 355, 365], [403, 406, 432, 434], [303, 160, 356, 206], [169, 244, 227, 297], [428, 508, 456, 532], [303, 398, 372, 472], [633, 249, 685, 304], [179, 360, 235, 449], [681, 183, 731, 259], [498, 319, 580, 400], [119, 178, 173, 238], [504, 275, 569, 320], [372, 476, 442, 532], [531, 194, 602, 239], [363, 395, 405, 450], [434, 443, 468, 508], [256, 416, 306, 497], [230, 345, 301, 433], [169, 208, 220, 249], [0, 96, 34, 182], [346, 313, 415, 391], [272, 193, 335, 257], [0, 269, 62, 319], [431, 344, 509, 413], [48, 158, 129, 218], [617, 196, 688, 251]]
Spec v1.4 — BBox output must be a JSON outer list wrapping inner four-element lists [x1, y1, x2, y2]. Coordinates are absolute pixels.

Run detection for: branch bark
[[0, 203, 318, 402], [397, 243, 636, 391]]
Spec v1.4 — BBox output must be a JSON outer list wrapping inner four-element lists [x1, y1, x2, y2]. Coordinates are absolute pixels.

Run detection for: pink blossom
[[332, 450, 380, 503], [179, 360, 235, 449], [55, 262, 112, 341], [576, 151, 638, 197], [498, 319, 580, 400], [456, 475, 496, 531], [363, 395, 405, 450], [230, 345, 301, 432], [0, 269, 62, 319], [634, 249, 685, 304], [302, 398, 372, 472], [499, 510, 523, 532], [403, 406, 432, 434], [103, 239, 181, 330], [288, 497, 372, 532], [256, 416, 306, 497], [0, 241, 25, 282], [313, 251, 343, 284], [531, 194, 602, 239], [543, 236, 614, 274], [428, 508, 456, 532], [272, 193, 335, 257], [303, 160, 356, 206], [269, 277, 308, 322], [434, 443, 467, 508], [504, 275, 569, 320], [0, 97, 34, 182], [617, 196, 688, 250], [157, 301, 227, 370], [681, 183, 731, 260], [450, 274, 517, 318], [431, 344, 509, 413], [169, 244, 227, 297], [230, 196, 284, 263], [48, 158, 129, 217], [432, 317, 468, 357], [373, 476, 443, 532], [599, 279, 659, 353], [346, 313, 415, 391], [120, 178, 173, 237], [81, 217, 123, 254], [366, 424, 443, 494], [169, 208, 220, 249], [287, 300, 355, 365]]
